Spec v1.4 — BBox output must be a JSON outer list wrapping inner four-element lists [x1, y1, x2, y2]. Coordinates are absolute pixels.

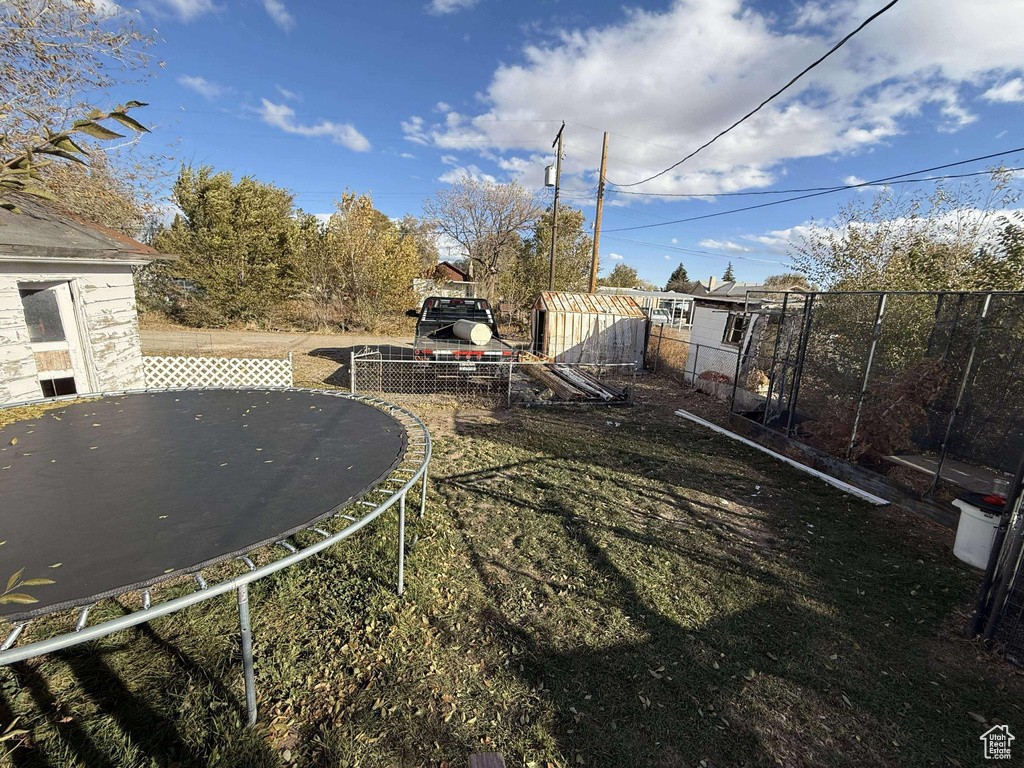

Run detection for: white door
[[19, 282, 92, 397]]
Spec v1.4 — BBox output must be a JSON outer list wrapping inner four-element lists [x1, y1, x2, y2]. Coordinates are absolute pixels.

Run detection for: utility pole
[[548, 121, 565, 291], [589, 131, 609, 293]]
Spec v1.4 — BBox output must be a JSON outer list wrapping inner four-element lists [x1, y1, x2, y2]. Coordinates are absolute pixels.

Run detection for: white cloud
[[400, 152, 416, 159], [259, 99, 371, 152], [427, 0, 478, 14], [744, 206, 1024, 256], [664, 254, 671, 260], [698, 238, 752, 253], [178, 75, 225, 100], [402, 116, 430, 146], [671, 238, 678, 244], [88, 0, 121, 15], [434, 101, 452, 113], [148, 0, 216, 21], [609, 252, 624, 260], [843, 175, 867, 186], [275, 84, 301, 101], [983, 78, 1024, 103], [440, 154, 459, 165], [414, 0, 1024, 197], [438, 165, 497, 184], [263, 0, 295, 30]]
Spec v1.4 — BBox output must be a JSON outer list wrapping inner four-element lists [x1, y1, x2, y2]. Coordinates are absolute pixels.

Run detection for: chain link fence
[[725, 289, 1024, 669], [350, 348, 636, 408], [731, 290, 1024, 495], [646, 325, 740, 402]]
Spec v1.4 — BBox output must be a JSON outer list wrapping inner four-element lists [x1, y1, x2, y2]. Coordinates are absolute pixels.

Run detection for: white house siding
[[684, 304, 741, 379], [0, 260, 146, 405]]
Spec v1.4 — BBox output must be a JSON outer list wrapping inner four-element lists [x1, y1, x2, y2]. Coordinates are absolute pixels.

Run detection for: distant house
[[685, 276, 808, 383], [685, 277, 769, 381], [412, 260, 476, 301], [0, 193, 173, 405]]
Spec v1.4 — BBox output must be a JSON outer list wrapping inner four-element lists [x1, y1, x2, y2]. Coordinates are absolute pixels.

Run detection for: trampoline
[[0, 387, 430, 725]]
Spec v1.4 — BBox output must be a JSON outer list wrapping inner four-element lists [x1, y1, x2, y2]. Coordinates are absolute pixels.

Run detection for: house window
[[20, 288, 66, 343], [722, 312, 747, 346], [39, 377, 77, 398]]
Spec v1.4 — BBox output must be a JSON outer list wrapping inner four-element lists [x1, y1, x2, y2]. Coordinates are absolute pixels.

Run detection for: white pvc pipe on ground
[[453, 319, 493, 346], [674, 409, 890, 506]]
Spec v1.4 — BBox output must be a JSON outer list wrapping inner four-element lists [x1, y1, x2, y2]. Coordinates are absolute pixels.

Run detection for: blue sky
[[109, 0, 1024, 286]]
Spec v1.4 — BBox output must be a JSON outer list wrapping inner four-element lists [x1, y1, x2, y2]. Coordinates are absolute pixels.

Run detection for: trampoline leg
[[419, 461, 428, 519], [398, 493, 406, 596], [237, 584, 257, 726]]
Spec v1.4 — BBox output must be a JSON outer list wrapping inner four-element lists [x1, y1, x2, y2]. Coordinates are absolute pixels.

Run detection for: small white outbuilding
[[0, 193, 171, 405], [531, 291, 648, 368]]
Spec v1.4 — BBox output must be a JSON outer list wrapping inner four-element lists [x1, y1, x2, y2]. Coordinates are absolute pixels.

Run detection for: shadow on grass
[[0, 630, 280, 768], [424, 407, 997, 766]]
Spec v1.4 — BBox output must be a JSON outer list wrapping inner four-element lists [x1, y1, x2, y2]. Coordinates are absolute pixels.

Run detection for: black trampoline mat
[[0, 390, 407, 620]]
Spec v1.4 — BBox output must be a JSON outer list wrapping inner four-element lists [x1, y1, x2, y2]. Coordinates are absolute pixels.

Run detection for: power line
[[605, 164, 1024, 234], [609, 0, 902, 188], [610, 145, 1024, 198], [602, 235, 790, 265]]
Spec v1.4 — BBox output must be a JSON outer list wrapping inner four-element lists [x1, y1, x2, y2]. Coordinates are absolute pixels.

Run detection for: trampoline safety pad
[[0, 390, 408, 620]]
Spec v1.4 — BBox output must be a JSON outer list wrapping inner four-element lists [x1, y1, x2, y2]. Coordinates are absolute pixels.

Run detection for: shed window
[[722, 312, 747, 346], [39, 377, 77, 398], [20, 288, 66, 343]]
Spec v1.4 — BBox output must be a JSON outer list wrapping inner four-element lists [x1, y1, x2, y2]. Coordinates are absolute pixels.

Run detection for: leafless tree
[[1, 1, 153, 147], [423, 178, 541, 299]]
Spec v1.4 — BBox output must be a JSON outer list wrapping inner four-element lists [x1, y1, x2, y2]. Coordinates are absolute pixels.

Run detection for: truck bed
[[413, 332, 517, 358], [411, 296, 520, 363]]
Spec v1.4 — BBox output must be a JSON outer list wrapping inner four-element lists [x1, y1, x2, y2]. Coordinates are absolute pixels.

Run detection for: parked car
[[648, 308, 673, 326], [409, 297, 519, 372]]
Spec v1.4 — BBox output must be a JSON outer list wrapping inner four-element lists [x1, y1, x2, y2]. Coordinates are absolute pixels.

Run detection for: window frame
[[721, 311, 748, 347]]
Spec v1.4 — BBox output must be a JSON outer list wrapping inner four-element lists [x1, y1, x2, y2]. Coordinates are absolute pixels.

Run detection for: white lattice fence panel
[[143, 354, 293, 389]]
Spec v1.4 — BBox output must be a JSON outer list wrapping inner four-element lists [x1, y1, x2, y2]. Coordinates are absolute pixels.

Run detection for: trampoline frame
[[0, 386, 431, 727]]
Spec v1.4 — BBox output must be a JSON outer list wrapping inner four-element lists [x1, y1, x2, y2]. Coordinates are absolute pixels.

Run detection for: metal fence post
[[692, 343, 700, 386], [236, 584, 257, 726], [931, 293, 992, 493], [507, 360, 514, 407], [349, 350, 356, 394], [729, 338, 743, 413], [847, 293, 888, 458], [786, 294, 816, 437], [654, 325, 664, 374], [762, 294, 789, 425], [970, 452, 1024, 638]]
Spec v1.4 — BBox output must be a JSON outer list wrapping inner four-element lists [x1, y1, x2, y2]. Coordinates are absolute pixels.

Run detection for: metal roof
[[535, 291, 647, 317], [597, 286, 695, 301], [708, 281, 766, 296], [0, 192, 173, 262]]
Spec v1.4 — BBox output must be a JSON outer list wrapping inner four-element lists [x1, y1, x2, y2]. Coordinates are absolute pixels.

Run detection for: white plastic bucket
[[953, 499, 1000, 569]]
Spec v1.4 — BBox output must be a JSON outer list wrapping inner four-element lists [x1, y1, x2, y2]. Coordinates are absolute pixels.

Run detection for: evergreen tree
[[665, 263, 691, 292], [722, 262, 736, 282], [153, 165, 297, 325]]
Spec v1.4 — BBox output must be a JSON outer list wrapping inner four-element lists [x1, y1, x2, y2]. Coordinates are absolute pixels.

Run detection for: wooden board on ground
[[523, 362, 628, 402], [887, 454, 1003, 495]]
